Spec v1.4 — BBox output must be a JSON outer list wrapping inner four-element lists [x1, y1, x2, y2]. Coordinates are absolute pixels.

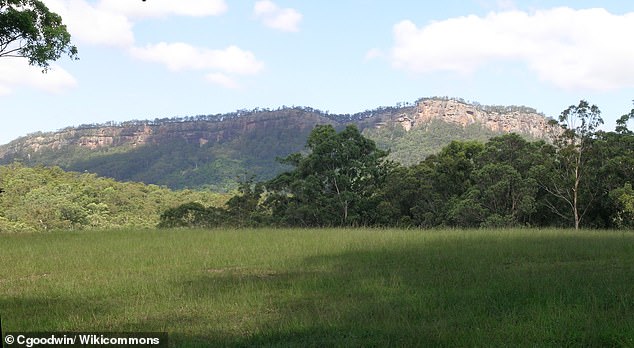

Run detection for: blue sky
[[2, 0, 634, 144]]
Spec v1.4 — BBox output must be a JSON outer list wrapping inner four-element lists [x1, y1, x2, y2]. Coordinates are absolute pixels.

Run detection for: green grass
[[1, 228, 634, 347]]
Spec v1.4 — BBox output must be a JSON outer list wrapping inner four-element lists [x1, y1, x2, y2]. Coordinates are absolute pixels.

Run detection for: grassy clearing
[[1, 228, 634, 347]]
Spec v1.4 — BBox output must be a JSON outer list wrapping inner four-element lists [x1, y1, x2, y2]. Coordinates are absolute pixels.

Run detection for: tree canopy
[[0, 0, 77, 70], [541, 100, 604, 229], [2, 100, 634, 232], [160, 101, 634, 230], [265, 125, 392, 227]]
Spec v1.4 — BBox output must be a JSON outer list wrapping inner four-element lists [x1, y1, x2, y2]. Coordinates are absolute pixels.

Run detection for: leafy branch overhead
[[0, 0, 77, 70]]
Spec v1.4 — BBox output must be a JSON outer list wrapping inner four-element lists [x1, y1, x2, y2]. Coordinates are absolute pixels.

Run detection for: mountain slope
[[0, 98, 556, 190]]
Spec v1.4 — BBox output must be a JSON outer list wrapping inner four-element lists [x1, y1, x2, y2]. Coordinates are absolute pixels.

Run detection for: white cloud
[[254, 0, 302, 32], [130, 43, 263, 88], [44, 0, 135, 47], [0, 59, 77, 95], [130, 43, 264, 75], [42, 0, 229, 47], [206, 73, 240, 89], [99, 0, 227, 18], [37, 0, 258, 90], [389, 7, 634, 91]]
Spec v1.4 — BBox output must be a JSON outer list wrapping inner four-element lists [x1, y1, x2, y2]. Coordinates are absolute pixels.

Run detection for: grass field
[[1, 228, 634, 347]]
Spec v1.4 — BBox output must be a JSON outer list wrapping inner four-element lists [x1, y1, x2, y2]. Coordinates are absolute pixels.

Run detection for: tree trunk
[[573, 153, 581, 230]]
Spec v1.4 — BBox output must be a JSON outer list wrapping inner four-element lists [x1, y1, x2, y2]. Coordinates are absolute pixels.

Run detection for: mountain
[[365, 97, 555, 165], [0, 97, 556, 190]]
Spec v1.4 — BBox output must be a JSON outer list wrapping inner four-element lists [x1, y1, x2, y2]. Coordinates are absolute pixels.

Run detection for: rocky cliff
[[0, 109, 337, 157], [0, 98, 556, 157], [396, 98, 554, 138], [0, 98, 558, 189]]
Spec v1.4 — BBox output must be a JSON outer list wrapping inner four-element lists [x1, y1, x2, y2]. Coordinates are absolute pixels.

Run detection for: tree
[[473, 134, 551, 226], [609, 183, 634, 229], [225, 175, 266, 227], [539, 100, 603, 229], [615, 101, 634, 135], [0, 0, 77, 70], [424, 140, 484, 226], [158, 202, 225, 229], [266, 125, 392, 227]]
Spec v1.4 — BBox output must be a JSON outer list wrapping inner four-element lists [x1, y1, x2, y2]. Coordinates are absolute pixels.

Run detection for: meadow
[[1, 228, 633, 347]]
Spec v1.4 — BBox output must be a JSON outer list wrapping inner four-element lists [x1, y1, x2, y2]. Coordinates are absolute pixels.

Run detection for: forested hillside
[[0, 98, 555, 190], [1, 100, 632, 231], [0, 164, 227, 232], [162, 101, 634, 230]]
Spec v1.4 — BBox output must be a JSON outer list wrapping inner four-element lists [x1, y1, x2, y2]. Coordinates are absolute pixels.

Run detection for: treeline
[[56, 104, 407, 132], [3, 100, 632, 231], [417, 96, 544, 115], [0, 164, 227, 232], [19, 96, 546, 141], [161, 100, 634, 230], [68, 98, 537, 131]]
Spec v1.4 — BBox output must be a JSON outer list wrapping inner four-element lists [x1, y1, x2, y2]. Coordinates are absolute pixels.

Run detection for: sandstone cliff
[[396, 98, 554, 138], [0, 98, 558, 189], [0, 109, 336, 157], [0, 98, 556, 158]]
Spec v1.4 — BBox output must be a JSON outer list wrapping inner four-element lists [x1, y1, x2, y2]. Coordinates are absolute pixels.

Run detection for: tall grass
[[1, 228, 633, 347]]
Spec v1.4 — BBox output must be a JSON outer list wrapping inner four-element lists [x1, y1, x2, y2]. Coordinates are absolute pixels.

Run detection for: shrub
[[158, 202, 228, 228]]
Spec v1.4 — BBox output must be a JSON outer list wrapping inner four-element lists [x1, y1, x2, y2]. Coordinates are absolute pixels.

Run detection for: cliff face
[[0, 110, 336, 157], [396, 99, 554, 138], [12, 125, 153, 153], [0, 99, 556, 158], [0, 99, 558, 189]]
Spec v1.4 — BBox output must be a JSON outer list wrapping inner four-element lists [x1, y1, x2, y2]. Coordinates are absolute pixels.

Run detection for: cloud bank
[[45, 0, 135, 47], [0, 60, 77, 95], [254, 0, 302, 32], [130, 43, 264, 75], [33, 0, 259, 90], [389, 7, 634, 90]]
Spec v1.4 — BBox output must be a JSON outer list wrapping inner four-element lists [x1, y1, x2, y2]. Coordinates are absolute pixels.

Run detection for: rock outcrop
[[396, 98, 555, 139], [0, 98, 560, 189], [0, 98, 557, 161], [0, 110, 335, 157]]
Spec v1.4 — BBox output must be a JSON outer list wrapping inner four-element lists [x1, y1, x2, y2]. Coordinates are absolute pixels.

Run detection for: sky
[[2, 0, 634, 144]]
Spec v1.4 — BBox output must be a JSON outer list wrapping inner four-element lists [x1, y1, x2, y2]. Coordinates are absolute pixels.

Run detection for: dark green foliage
[[537, 101, 604, 229], [65, 139, 249, 191], [374, 135, 543, 228], [5, 104, 631, 232], [158, 202, 227, 228], [610, 183, 634, 229], [225, 178, 267, 226], [3, 98, 634, 230], [265, 125, 391, 227], [191, 102, 634, 229], [0, 0, 78, 69], [158, 176, 266, 228]]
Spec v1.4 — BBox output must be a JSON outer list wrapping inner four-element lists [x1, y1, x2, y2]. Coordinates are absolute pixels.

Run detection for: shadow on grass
[[169, 233, 634, 347], [0, 296, 114, 331], [6, 232, 631, 347]]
